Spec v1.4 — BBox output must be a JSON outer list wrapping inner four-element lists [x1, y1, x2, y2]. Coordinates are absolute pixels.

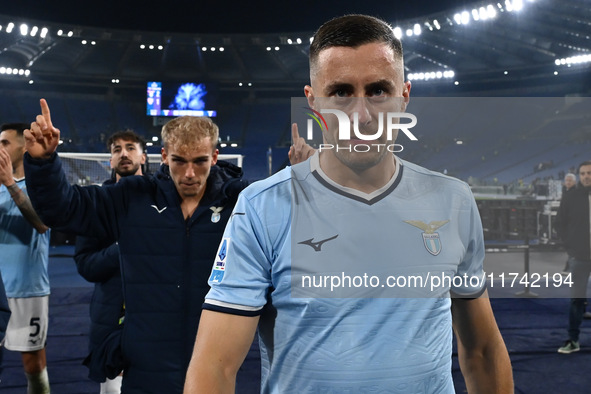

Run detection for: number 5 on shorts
[[30, 317, 41, 337]]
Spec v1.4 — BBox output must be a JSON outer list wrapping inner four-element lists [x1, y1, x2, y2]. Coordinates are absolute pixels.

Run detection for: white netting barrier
[[59, 152, 244, 185]]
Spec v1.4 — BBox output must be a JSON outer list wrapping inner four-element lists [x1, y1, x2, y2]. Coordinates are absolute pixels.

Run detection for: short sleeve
[[203, 193, 273, 316], [451, 189, 486, 298]]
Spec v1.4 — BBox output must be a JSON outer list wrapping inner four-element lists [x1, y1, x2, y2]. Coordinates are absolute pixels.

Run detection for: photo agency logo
[[298, 99, 419, 153]]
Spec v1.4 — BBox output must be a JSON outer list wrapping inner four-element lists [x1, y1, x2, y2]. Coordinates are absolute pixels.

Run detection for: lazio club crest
[[210, 206, 224, 223], [404, 220, 450, 256]]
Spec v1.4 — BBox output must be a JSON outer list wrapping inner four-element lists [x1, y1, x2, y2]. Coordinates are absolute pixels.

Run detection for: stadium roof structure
[[0, 0, 590, 96]]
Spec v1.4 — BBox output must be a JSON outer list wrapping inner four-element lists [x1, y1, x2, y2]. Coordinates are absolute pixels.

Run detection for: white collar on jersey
[[309, 151, 401, 203]]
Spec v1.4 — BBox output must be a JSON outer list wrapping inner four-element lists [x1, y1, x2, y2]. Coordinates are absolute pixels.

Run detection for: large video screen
[[147, 81, 217, 117]]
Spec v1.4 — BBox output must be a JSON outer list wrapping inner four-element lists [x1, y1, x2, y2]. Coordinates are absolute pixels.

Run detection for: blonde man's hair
[[161, 116, 219, 152]]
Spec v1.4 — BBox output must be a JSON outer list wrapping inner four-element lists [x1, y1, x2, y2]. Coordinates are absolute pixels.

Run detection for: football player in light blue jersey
[[0, 122, 51, 393], [185, 14, 513, 394]]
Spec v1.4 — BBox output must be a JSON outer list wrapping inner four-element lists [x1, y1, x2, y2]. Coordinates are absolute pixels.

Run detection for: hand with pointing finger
[[24, 98, 61, 159], [288, 123, 315, 165]]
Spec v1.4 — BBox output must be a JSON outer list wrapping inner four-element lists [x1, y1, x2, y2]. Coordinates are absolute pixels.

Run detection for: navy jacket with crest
[[24, 152, 248, 393]]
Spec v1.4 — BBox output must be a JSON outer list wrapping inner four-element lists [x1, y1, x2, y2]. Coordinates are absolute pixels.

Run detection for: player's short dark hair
[[578, 160, 591, 172], [309, 14, 403, 73], [1, 122, 29, 138], [107, 129, 146, 152]]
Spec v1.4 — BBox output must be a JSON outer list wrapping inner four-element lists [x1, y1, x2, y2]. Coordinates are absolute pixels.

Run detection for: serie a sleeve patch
[[209, 237, 230, 283]]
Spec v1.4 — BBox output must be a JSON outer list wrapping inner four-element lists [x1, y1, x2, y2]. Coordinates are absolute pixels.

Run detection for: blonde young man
[[22, 107, 248, 393]]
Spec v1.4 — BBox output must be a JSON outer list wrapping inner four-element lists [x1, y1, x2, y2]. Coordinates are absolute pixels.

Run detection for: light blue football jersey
[[205, 153, 485, 393], [0, 179, 50, 298]]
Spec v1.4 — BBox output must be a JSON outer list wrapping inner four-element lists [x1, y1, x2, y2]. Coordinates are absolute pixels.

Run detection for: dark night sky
[[0, 0, 473, 33]]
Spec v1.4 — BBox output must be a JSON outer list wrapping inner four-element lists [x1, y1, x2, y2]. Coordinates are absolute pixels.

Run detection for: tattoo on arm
[[7, 184, 49, 233]]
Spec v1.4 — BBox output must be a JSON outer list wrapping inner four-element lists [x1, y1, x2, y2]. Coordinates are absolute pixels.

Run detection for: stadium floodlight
[[406, 29, 413, 37], [30, 26, 38, 37], [461, 11, 470, 25], [296, 38, 302, 44], [393, 27, 402, 39], [472, 9, 480, 21], [20, 24, 28, 36], [453, 13, 462, 24], [210, 47, 215, 51], [479, 7, 488, 20], [513, 0, 523, 11], [266, 47, 271, 51], [40, 27, 48, 38], [82, 40, 87, 45], [505, 0, 514, 12], [25, 69, 30, 76], [67, 31, 73, 37], [433, 19, 441, 30], [413, 23, 421, 36], [0, 67, 5, 74], [219, 47, 224, 51], [149, 45, 154, 49], [6, 22, 14, 33], [275, 46, 280, 51], [29, 80, 34, 84], [201, 46, 207, 51], [152, 136, 159, 142], [287, 38, 293, 44], [158, 45, 163, 50], [57, 29, 63, 36], [487, 5, 497, 18]]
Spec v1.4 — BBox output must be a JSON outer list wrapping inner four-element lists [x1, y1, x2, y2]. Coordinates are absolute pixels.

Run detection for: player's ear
[[161, 147, 168, 165], [211, 149, 219, 166], [401, 81, 411, 111], [304, 85, 315, 109]]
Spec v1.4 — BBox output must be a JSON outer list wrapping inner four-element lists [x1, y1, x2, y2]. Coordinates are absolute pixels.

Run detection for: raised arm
[[24, 98, 60, 159], [184, 310, 259, 393], [288, 123, 315, 165], [452, 292, 513, 393], [23, 99, 119, 240], [0, 148, 48, 233]]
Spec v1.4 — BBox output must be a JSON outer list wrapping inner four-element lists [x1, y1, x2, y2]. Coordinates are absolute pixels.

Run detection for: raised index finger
[[291, 123, 301, 144], [40, 98, 53, 129]]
